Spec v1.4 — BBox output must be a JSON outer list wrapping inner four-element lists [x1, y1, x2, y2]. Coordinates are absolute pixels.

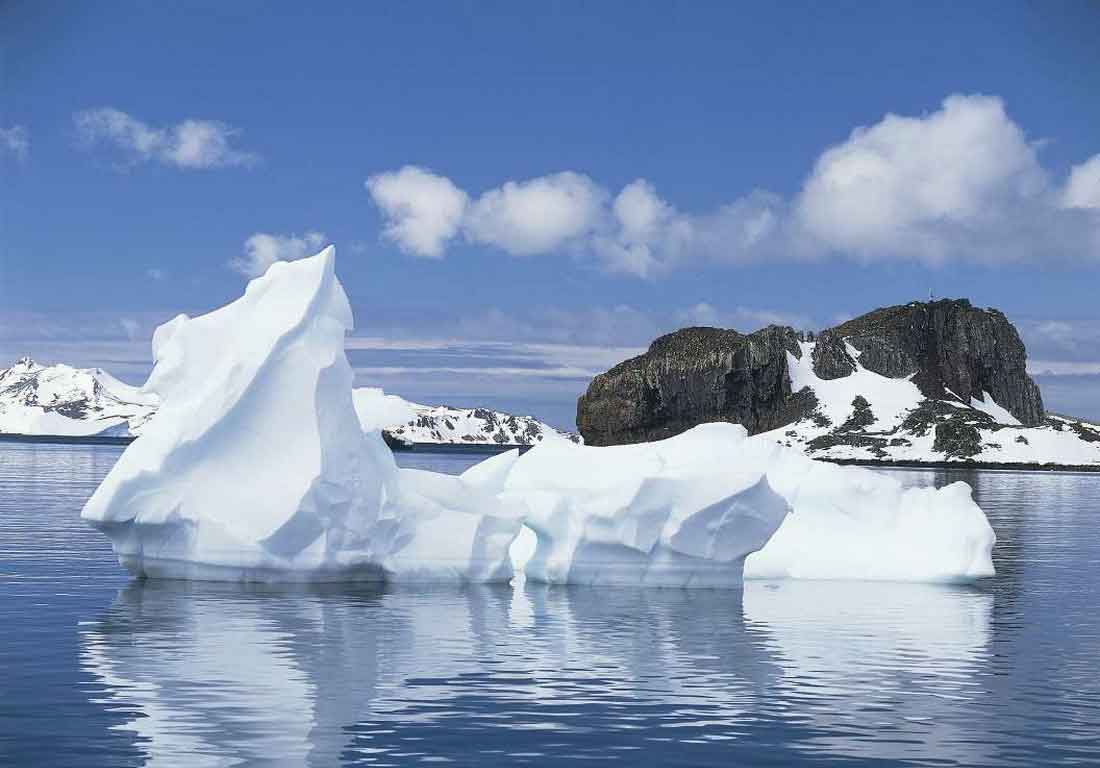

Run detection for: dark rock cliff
[[577, 298, 1046, 445], [812, 299, 1043, 425], [576, 325, 811, 446]]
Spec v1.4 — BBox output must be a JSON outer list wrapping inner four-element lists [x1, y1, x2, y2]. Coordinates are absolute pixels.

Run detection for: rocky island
[[577, 299, 1100, 469]]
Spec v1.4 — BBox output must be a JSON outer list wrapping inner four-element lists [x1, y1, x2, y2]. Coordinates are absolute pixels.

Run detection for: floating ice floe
[[468, 427, 789, 587], [82, 247, 995, 586], [474, 423, 995, 584], [739, 436, 996, 581]]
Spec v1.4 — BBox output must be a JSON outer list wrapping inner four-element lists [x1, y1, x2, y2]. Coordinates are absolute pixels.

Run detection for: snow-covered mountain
[[352, 387, 579, 446], [0, 358, 158, 437], [0, 358, 578, 447]]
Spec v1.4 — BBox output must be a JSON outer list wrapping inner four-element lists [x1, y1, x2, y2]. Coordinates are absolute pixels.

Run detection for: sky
[[2, 1, 1100, 429]]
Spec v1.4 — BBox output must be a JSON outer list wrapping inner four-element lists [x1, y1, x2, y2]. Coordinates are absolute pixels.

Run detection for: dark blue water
[[2, 443, 1099, 767]]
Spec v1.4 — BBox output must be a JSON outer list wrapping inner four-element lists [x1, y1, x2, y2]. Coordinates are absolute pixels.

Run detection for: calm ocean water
[[1, 443, 1098, 767]]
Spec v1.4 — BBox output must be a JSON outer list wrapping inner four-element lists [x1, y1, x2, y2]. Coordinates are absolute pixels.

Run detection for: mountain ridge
[[0, 357, 577, 447]]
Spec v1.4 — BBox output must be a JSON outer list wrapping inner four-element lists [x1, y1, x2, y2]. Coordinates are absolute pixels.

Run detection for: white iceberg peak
[[82, 247, 520, 582]]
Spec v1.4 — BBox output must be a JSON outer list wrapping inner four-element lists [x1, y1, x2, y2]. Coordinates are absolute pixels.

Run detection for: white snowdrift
[[483, 423, 996, 584], [81, 246, 996, 586], [82, 248, 520, 583]]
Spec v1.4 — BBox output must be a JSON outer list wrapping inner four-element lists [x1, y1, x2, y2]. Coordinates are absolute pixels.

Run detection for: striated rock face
[[814, 299, 1043, 424], [576, 325, 809, 446]]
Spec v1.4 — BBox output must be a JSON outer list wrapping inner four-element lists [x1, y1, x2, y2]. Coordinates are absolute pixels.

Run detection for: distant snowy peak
[[353, 387, 579, 447], [0, 359, 575, 447], [0, 358, 158, 437]]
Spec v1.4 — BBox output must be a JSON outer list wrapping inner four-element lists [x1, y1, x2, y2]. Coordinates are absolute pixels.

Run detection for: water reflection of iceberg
[[81, 582, 396, 766], [82, 579, 994, 765], [743, 580, 994, 764]]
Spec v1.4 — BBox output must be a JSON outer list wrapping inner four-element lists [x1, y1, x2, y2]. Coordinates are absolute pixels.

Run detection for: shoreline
[[0, 432, 529, 455], [817, 457, 1100, 473], [2, 432, 1097, 471]]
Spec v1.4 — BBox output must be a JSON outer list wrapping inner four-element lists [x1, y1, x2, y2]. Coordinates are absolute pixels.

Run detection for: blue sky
[[3, 1, 1100, 428]]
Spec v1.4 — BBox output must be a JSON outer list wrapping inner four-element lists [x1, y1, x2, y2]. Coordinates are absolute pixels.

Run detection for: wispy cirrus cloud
[[0, 125, 29, 161], [367, 94, 1100, 277], [74, 108, 259, 170], [6, 302, 1100, 426]]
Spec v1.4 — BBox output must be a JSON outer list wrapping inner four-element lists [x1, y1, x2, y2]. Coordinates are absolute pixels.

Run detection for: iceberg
[[81, 245, 995, 586], [474, 423, 995, 584], [470, 426, 790, 587], [82, 248, 520, 583], [740, 436, 996, 581]]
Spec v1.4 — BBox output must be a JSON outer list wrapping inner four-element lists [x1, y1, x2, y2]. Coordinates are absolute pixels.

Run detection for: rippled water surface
[[2, 443, 1099, 767]]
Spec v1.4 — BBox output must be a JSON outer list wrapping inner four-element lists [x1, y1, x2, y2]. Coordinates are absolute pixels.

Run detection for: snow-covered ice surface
[[81, 247, 997, 586], [81, 249, 521, 583], [738, 435, 995, 581], [491, 423, 996, 584], [467, 424, 790, 588]]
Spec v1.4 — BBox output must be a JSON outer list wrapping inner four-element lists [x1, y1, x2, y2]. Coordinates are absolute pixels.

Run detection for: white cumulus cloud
[[795, 94, 1049, 263], [365, 166, 468, 258], [229, 231, 327, 278], [1062, 154, 1100, 210], [367, 93, 1100, 275], [74, 108, 259, 170], [464, 171, 606, 255]]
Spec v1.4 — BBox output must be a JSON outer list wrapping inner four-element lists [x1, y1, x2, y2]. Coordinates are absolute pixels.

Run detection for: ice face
[[488, 423, 996, 585], [469, 424, 790, 588], [81, 248, 520, 583], [737, 435, 996, 582]]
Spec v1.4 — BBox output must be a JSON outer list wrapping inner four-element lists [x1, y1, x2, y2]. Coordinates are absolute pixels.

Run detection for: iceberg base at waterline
[[464, 428, 792, 588], [80, 247, 996, 586], [488, 423, 996, 585]]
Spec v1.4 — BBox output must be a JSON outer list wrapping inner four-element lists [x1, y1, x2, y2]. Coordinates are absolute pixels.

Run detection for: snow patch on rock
[[790, 341, 921, 432], [768, 341, 1100, 466], [969, 391, 1022, 426]]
